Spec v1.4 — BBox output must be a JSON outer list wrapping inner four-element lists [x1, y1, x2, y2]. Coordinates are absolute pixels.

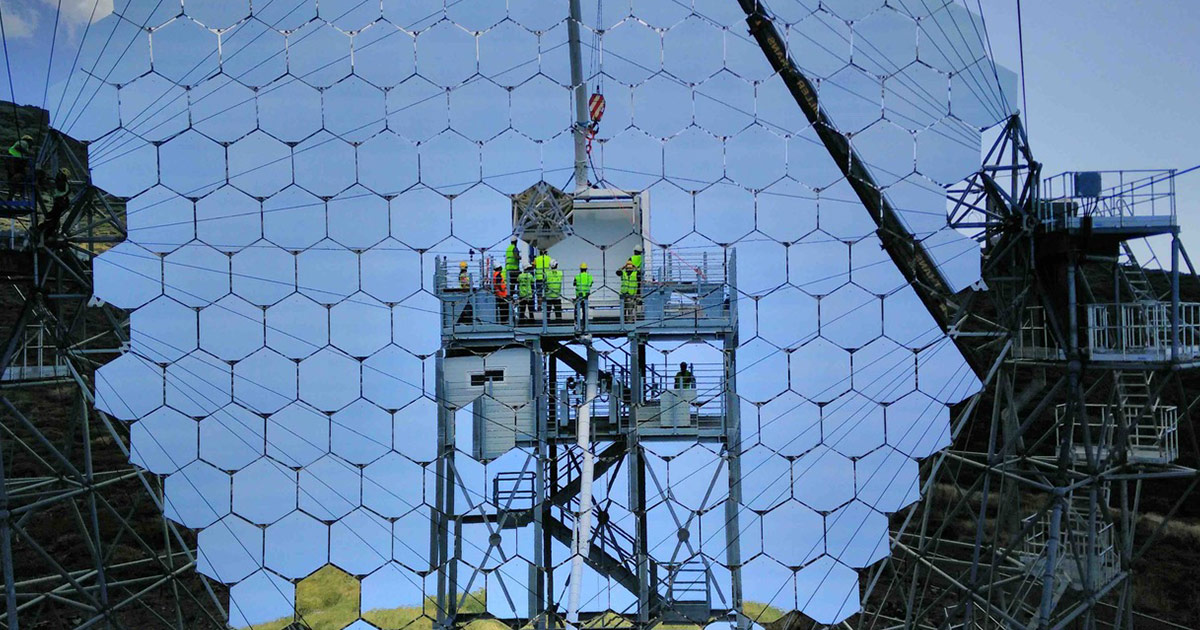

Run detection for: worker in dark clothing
[[492, 263, 509, 325], [517, 264, 534, 323], [41, 168, 70, 241], [6, 135, 33, 201], [673, 362, 696, 390]]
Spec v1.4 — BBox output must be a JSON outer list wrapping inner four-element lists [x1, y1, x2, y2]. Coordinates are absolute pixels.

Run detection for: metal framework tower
[[736, 5, 1199, 628], [880, 119, 1199, 630], [433, 238, 742, 629], [0, 120, 226, 629]]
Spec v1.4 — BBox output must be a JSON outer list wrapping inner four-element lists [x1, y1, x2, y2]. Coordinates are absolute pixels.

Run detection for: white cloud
[[50, 0, 114, 25], [0, 0, 39, 38]]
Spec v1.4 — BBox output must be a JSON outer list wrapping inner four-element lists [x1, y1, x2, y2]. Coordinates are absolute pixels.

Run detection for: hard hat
[[580, 262, 588, 270], [525, 263, 534, 270], [20, 135, 31, 142], [511, 237, 518, 243], [551, 261, 559, 269], [494, 263, 502, 269], [459, 261, 468, 268], [633, 246, 643, 253]]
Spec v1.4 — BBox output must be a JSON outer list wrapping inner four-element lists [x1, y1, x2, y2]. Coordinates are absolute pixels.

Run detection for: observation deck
[[1037, 170, 1177, 237], [435, 248, 737, 344]]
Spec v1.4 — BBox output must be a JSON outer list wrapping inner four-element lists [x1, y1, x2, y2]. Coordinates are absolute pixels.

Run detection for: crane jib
[[740, 4, 964, 347]]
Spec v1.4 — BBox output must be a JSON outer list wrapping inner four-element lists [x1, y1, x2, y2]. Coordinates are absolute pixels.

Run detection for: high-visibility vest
[[459, 270, 471, 289], [517, 272, 533, 298], [546, 269, 563, 299], [619, 268, 639, 296], [505, 244, 520, 272], [674, 370, 695, 389], [630, 253, 643, 272], [574, 271, 593, 298], [8, 140, 28, 158], [534, 254, 552, 281], [492, 270, 507, 298]]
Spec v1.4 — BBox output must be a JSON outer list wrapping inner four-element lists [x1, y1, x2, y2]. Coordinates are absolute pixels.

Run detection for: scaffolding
[[433, 192, 743, 629]]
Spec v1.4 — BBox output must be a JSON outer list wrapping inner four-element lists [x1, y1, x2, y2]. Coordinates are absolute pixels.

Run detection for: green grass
[[238, 570, 788, 630]]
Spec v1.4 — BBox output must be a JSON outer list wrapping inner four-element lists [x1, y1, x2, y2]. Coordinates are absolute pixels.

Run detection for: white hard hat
[[551, 261, 559, 269]]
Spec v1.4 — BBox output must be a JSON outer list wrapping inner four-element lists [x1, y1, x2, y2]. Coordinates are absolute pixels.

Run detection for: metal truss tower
[[0, 122, 226, 629], [738, 4, 1198, 628], [433, 242, 742, 630]]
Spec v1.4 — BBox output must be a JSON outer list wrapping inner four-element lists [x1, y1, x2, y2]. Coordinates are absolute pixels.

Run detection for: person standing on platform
[[491, 263, 509, 325], [533, 249, 552, 310], [6, 135, 33, 201], [574, 262, 593, 330], [673, 362, 695, 390], [618, 260, 639, 322], [41, 168, 70, 241], [517, 264, 534, 323], [456, 261, 474, 324], [630, 245, 644, 293], [505, 237, 521, 294], [545, 260, 564, 323], [458, 261, 471, 289]]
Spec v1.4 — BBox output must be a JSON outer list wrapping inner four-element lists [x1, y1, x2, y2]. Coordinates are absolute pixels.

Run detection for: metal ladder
[[1118, 242, 1158, 302]]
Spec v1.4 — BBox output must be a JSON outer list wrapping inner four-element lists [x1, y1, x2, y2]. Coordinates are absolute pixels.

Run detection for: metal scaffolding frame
[[0, 129, 226, 629]]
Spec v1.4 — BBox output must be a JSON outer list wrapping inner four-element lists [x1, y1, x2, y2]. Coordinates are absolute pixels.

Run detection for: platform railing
[[551, 362, 726, 440], [1021, 495, 1120, 589], [1014, 306, 1063, 361], [1054, 403, 1180, 465], [1086, 302, 1200, 361], [1038, 169, 1176, 226], [435, 252, 735, 336]]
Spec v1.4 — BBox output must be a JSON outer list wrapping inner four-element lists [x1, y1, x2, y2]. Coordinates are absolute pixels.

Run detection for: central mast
[[567, 0, 592, 194]]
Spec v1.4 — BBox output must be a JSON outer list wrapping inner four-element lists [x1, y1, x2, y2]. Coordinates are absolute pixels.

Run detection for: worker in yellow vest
[[545, 260, 564, 323], [517, 264, 534, 323], [574, 262, 593, 330], [533, 250, 552, 310], [6, 134, 32, 201], [618, 260, 639, 322], [630, 245, 644, 294], [505, 238, 521, 293]]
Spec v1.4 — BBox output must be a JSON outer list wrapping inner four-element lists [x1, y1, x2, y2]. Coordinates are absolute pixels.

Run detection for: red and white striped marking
[[588, 93, 606, 122]]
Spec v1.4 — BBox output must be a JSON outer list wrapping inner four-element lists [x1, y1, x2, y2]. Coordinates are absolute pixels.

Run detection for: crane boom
[[735, 1, 985, 374]]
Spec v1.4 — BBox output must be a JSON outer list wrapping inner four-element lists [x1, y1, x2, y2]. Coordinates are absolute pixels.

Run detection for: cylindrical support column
[[1172, 231, 1181, 362], [723, 334, 747, 630], [567, 0, 591, 193], [434, 353, 457, 629], [565, 347, 598, 630]]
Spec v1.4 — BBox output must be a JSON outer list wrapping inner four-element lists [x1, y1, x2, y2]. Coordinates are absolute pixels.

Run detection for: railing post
[[1171, 231, 1181, 363]]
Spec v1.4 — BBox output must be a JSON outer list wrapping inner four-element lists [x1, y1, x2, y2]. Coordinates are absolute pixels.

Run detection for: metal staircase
[[1118, 242, 1158, 302]]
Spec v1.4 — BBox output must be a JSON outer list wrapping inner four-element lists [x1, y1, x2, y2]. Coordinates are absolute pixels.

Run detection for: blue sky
[[979, 0, 1200, 235]]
